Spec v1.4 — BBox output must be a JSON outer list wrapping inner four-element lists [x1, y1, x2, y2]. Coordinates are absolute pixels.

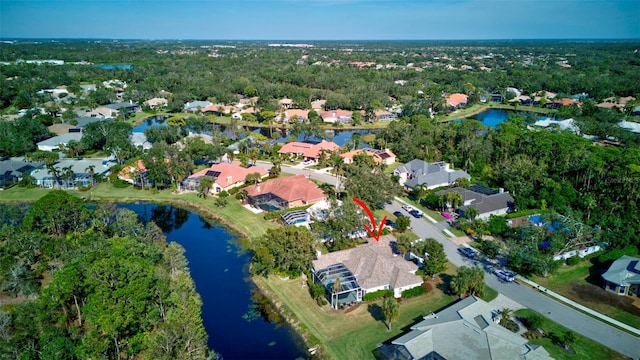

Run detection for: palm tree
[[197, 177, 213, 199], [499, 308, 513, 327], [332, 276, 342, 294], [248, 147, 260, 166], [47, 165, 60, 188], [63, 165, 75, 188], [329, 151, 345, 198], [85, 165, 96, 185], [382, 297, 399, 331], [465, 207, 479, 221]]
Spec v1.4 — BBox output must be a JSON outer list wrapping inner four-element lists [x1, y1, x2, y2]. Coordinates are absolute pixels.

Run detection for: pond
[[252, 128, 377, 147], [120, 203, 308, 360], [132, 116, 168, 133]]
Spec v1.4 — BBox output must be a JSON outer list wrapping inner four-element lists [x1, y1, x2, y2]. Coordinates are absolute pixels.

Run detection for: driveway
[[254, 161, 338, 185]]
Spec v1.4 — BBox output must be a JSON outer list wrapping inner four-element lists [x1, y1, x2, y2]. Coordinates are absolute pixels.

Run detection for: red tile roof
[[278, 140, 340, 159], [188, 161, 268, 189], [245, 174, 326, 204], [446, 93, 468, 107], [320, 109, 352, 120]]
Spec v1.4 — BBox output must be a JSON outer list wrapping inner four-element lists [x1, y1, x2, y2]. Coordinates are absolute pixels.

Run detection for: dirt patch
[[344, 303, 361, 314], [569, 283, 640, 316], [450, 236, 471, 245]]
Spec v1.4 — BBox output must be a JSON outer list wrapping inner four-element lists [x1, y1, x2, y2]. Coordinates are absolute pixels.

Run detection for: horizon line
[[2, 37, 639, 42]]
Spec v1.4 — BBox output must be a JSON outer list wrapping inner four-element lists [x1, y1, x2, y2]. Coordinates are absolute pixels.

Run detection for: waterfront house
[[445, 93, 468, 109], [341, 148, 396, 166], [184, 100, 213, 113], [0, 159, 43, 188], [602, 255, 640, 297], [32, 158, 110, 188], [143, 97, 168, 109], [181, 160, 268, 194], [394, 160, 470, 190], [320, 109, 353, 124], [282, 109, 309, 123], [245, 174, 326, 211], [37, 133, 83, 152], [377, 296, 552, 360], [311, 235, 423, 309]]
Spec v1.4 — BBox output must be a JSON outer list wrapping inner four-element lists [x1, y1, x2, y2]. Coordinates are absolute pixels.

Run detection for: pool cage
[[249, 192, 288, 212], [313, 263, 362, 309]]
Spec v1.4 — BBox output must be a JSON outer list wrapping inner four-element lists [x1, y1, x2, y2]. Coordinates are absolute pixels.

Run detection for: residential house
[[75, 116, 106, 128], [311, 235, 423, 309], [321, 109, 353, 124], [446, 93, 468, 109], [37, 133, 83, 151], [32, 158, 110, 188], [245, 174, 326, 211], [436, 184, 514, 220], [597, 96, 636, 111], [372, 110, 397, 122], [311, 99, 327, 113], [118, 159, 147, 185], [103, 101, 141, 117], [278, 98, 293, 109], [341, 148, 396, 165], [602, 255, 640, 297], [394, 160, 470, 190], [0, 159, 43, 188], [200, 104, 233, 115], [130, 132, 153, 150], [181, 161, 268, 194], [184, 100, 213, 113], [143, 97, 168, 109], [278, 140, 340, 162], [85, 106, 116, 119], [282, 109, 309, 123], [48, 123, 80, 135], [377, 296, 552, 360]]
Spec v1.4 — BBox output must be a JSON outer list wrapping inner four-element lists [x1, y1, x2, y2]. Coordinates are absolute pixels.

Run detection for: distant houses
[[394, 160, 470, 190]]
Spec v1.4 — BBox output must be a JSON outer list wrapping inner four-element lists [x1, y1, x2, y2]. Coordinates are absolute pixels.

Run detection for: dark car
[[457, 247, 476, 258], [393, 211, 404, 218], [409, 209, 423, 218], [384, 219, 397, 229]]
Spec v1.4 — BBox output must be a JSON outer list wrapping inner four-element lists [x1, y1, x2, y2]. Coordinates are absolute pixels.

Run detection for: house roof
[[278, 98, 293, 105], [320, 109, 352, 120], [278, 140, 340, 159], [188, 161, 268, 189], [311, 99, 326, 110], [446, 93, 468, 107], [312, 235, 422, 291], [383, 296, 552, 360], [144, 97, 168, 106], [0, 159, 43, 179], [48, 123, 79, 135], [37, 133, 83, 147], [436, 186, 514, 215], [602, 255, 640, 286], [104, 102, 139, 110], [284, 109, 309, 119], [341, 148, 396, 164], [395, 160, 470, 189], [246, 174, 326, 204]]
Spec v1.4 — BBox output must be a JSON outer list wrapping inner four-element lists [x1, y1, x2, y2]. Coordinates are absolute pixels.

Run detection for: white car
[[493, 269, 516, 282], [401, 204, 415, 212]]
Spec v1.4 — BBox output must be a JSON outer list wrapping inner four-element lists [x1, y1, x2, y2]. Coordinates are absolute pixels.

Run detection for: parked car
[[457, 247, 476, 258], [493, 269, 516, 282], [401, 204, 415, 212], [384, 219, 397, 229], [393, 211, 404, 218], [409, 209, 423, 218]]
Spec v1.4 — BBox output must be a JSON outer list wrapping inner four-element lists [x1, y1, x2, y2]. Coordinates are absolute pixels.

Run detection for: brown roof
[[312, 235, 422, 290], [278, 140, 340, 159], [245, 174, 326, 204], [188, 161, 268, 189], [48, 123, 78, 135], [446, 93, 468, 107], [284, 109, 309, 119]]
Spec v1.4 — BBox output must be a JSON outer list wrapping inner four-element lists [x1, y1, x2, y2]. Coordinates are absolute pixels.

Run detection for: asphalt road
[[385, 201, 640, 360]]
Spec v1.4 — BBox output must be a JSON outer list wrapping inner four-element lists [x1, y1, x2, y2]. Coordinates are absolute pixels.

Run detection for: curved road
[[255, 161, 640, 358]]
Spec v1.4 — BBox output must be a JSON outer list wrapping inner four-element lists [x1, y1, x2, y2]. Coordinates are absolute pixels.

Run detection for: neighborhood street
[[253, 161, 640, 358], [384, 201, 640, 360]]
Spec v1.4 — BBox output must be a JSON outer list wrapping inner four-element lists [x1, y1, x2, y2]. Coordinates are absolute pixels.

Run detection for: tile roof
[[188, 161, 268, 189], [284, 109, 309, 119], [320, 109, 352, 120], [278, 140, 340, 159], [312, 235, 422, 291], [341, 149, 396, 164], [245, 174, 326, 204], [446, 93, 468, 107]]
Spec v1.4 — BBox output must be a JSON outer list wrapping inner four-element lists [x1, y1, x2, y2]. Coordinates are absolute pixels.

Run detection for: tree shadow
[[437, 273, 454, 295], [368, 303, 385, 323]]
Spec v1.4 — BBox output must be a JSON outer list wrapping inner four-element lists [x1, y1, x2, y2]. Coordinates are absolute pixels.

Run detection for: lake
[[120, 203, 308, 360], [132, 116, 168, 133], [252, 128, 376, 147]]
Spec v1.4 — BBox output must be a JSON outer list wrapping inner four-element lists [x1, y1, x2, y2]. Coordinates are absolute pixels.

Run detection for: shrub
[[565, 256, 581, 266], [112, 179, 131, 188], [363, 289, 393, 302], [78, 185, 92, 192], [401, 285, 426, 298], [596, 245, 638, 265], [150, 188, 159, 195]]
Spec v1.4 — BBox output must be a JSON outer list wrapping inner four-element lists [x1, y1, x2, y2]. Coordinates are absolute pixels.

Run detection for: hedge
[[401, 285, 426, 298], [363, 289, 393, 302]]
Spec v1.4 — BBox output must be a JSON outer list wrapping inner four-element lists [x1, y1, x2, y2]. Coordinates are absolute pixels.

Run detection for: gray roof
[[312, 235, 422, 291], [37, 133, 83, 147], [395, 160, 470, 189], [385, 296, 552, 360], [436, 187, 514, 215], [130, 132, 152, 149], [184, 101, 212, 111], [104, 102, 139, 110], [602, 255, 640, 286], [30, 158, 112, 181], [0, 159, 43, 178], [75, 116, 107, 128]]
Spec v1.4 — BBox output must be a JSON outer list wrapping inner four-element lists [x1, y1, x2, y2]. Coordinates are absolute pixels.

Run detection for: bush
[[565, 256, 581, 266], [362, 289, 393, 302], [150, 188, 159, 195], [78, 185, 92, 192], [112, 179, 131, 188], [596, 245, 638, 265], [401, 285, 426, 298]]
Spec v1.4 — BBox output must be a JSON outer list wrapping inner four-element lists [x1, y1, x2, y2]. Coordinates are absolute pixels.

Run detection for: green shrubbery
[[401, 285, 426, 298], [363, 289, 393, 301], [112, 179, 131, 188], [565, 256, 581, 266]]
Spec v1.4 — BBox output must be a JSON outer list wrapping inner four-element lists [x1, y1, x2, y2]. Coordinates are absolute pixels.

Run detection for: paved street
[[385, 201, 640, 360]]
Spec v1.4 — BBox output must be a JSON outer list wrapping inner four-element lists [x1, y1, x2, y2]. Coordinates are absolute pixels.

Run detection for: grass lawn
[[258, 275, 456, 360], [0, 184, 276, 240], [528, 262, 640, 330], [515, 309, 628, 360]]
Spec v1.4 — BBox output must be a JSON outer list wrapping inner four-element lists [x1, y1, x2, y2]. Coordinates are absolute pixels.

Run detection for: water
[[252, 128, 376, 147], [132, 116, 168, 133], [120, 203, 308, 360], [96, 64, 133, 70], [471, 108, 509, 128]]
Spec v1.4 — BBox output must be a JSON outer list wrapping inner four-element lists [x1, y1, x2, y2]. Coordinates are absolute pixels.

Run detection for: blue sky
[[1, 0, 639, 40]]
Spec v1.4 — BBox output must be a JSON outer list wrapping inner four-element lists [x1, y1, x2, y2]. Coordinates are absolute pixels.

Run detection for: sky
[[1, 0, 639, 40]]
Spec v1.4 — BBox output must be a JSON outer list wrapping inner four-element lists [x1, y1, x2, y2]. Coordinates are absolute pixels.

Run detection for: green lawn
[[0, 184, 276, 240], [258, 275, 456, 360], [528, 262, 640, 330], [515, 309, 628, 360]]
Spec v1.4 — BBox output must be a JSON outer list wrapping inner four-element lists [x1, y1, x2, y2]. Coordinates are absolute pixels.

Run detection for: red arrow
[[352, 197, 387, 241]]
